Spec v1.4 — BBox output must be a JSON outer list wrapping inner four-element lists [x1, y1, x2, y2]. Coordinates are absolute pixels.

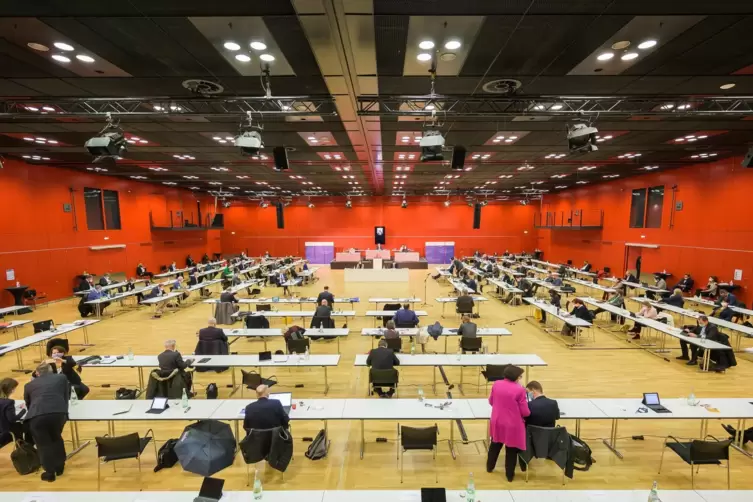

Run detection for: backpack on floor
[[305, 429, 328, 460], [153, 438, 180, 472], [115, 387, 138, 400], [206, 383, 218, 399], [10, 433, 40, 475], [570, 434, 595, 471]]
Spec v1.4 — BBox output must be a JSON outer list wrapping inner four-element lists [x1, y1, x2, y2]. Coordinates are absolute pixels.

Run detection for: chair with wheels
[[398, 424, 438, 483], [368, 368, 399, 397], [95, 430, 156, 491], [658, 435, 731, 489]]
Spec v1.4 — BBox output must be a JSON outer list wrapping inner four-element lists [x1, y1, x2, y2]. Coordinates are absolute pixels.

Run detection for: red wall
[[220, 198, 538, 258], [0, 159, 220, 304], [537, 156, 753, 301]]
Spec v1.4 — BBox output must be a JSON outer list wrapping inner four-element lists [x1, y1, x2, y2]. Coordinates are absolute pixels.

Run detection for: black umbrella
[[175, 420, 237, 477]]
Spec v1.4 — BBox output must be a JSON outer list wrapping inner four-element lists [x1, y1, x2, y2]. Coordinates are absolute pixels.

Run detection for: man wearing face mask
[[524, 381, 560, 428]]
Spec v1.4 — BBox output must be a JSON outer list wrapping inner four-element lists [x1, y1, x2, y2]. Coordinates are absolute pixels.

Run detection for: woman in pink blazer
[[487, 365, 530, 481]]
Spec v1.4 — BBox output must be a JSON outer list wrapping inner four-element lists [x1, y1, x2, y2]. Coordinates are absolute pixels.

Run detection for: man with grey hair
[[158, 339, 193, 387], [24, 362, 70, 482], [243, 384, 290, 431], [198, 317, 228, 343]]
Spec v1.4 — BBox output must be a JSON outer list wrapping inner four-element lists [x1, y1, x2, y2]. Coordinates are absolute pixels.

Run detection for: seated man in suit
[[664, 288, 685, 308], [393, 303, 419, 327], [158, 339, 193, 388], [463, 273, 478, 293], [455, 292, 475, 315], [316, 285, 335, 307], [312, 299, 333, 328], [173, 276, 190, 300], [243, 385, 289, 431], [186, 255, 196, 267], [198, 317, 228, 343], [717, 289, 737, 308], [540, 288, 562, 324], [366, 339, 400, 397], [220, 287, 239, 304], [674, 273, 695, 293], [713, 300, 735, 322], [47, 345, 89, 400], [98, 273, 113, 287], [677, 316, 720, 367], [86, 284, 110, 314], [561, 298, 592, 336], [457, 313, 478, 342], [136, 262, 154, 279], [580, 260, 592, 272], [524, 381, 560, 428], [78, 275, 94, 292], [168, 261, 178, 272]]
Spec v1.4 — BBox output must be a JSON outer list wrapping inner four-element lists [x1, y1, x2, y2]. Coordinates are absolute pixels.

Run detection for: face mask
[[526, 392, 534, 402], [52, 353, 62, 359]]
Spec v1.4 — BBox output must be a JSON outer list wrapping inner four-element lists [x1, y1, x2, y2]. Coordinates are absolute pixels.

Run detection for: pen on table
[[184, 407, 191, 413]]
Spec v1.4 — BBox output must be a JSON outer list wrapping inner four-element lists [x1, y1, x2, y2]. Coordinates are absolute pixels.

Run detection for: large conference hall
[[1, 1, 753, 501]]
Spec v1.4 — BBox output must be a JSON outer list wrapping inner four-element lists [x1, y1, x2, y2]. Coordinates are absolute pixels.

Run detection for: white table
[[216, 297, 359, 312], [509, 491, 702, 502], [361, 327, 512, 352], [0, 320, 99, 371], [74, 279, 147, 297], [369, 297, 422, 307], [488, 278, 524, 305], [435, 296, 487, 316], [0, 319, 32, 340], [621, 281, 669, 296], [364, 310, 428, 327], [225, 327, 350, 352], [565, 277, 616, 295], [523, 298, 592, 346], [449, 278, 476, 294], [84, 286, 152, 317], [139, 291, 186, 316], [0, 305, 28, 316], [154, 267, 191, 279], [232, 310, 356, 321]]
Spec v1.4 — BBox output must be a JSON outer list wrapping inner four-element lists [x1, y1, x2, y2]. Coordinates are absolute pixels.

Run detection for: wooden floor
[[1, 266, 752, 492]]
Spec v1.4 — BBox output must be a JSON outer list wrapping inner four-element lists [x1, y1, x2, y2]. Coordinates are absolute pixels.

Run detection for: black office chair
[[23, 289, 46, 310], [460, 337, 483, 354], [46, 338, 70, 357], [399, 425, 438, 483], [256, 304, 272, 312], [310, 316, 335, 329], [286, 338, 310, 355], [32, 319, 53, 334], [658, 435, 732, 489], [480, 364, 508, 392], [456, 302, 474, 316], [240, 370, 277, 397], [368, 368, 399, 397], [518, 425, 569, 485], [395, 320, 418, 329], [385, 338, 402, 352], [250, 288, 262, 297], [95, 431, 156, 491], [382, 303, 401, 327]]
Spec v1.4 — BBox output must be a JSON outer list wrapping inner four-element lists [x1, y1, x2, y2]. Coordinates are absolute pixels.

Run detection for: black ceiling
[[0, 0, 752, 201]]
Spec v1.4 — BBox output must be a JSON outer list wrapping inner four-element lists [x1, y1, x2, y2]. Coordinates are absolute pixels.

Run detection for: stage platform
[[330, 259, 429, 270]]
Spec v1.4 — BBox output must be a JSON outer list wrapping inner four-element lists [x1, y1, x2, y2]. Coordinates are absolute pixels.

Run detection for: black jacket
[[665, 294, 685, 308], [520, 425, 574, 479], [314, 305, 332, 318], [366, 347, 400, 370], [570, 304, 592, 321], [50, 356, 83, 385], [243, 397, 290, 430], [581, 263, 592, 272], [526, 396, 560, 428], [158, 350, 190, 372], [0, 398, 25, 435], [99, 277, 112, 287], [78, 279, 92, 292], [456, 294, 475, 313], [198, 326, 228, 343], [220, 292, 238, 303], [23, 373, 70, 420], [137, 265, 147, 276], [316, 291, 335, 306], [458, 321, 478, 338], [717, 307, 735, 322], [674, 277, 695, 292]]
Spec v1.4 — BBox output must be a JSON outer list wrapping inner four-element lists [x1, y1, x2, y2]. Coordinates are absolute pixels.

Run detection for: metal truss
[[357, 94, 753, 118], [0, 96, 337, 118]]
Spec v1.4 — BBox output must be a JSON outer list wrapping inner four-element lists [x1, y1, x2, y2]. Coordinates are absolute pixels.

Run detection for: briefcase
[[10, 434, 40, 475]]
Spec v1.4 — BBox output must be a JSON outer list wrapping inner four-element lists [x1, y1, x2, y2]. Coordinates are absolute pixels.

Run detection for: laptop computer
[[145, 397, 170, 414], [270, 392, 292, 413], [642, 392, 671, 413], [33, 319, 54, 333], [194, 477, 224, 502]]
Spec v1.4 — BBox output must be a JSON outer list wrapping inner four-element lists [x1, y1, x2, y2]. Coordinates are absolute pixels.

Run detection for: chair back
[[46, 338, 70, 356], [383, 303, 401, 312], [250, 288, 261, 296], [241, 369, 263, 389], [24, 289, 37, 299], [484, 364, 508, 380], [690, 439, 731, 462], [195, 339, 229, 356], [395, 320, 418, 329], [460, 337, 483, 352], [369, 368, 399, 386], [310, 316, 334, 329], [286, 338, 310, 354], [239, 428, 275, 464], [96, 433, 141, 460], [385, 338, 402, 352], [256, 304, 272, 312], [401, 425, 438, 450]]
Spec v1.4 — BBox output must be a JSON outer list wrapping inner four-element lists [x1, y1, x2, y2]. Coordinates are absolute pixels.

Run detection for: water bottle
[[253, 469, 263, 500], [410, 341, 416, 355], [417, 386, 424, 402], [467, 472, 476, 502], [647, 481, 660, 502], [319, 322, 324, 333], [69, 386, 78, 406], [305, 346, 310, 361], [687, 389, 698, 406], [127, 347, 134, 361], [456, 349, 462, 361], [181, 388, 188, 409]]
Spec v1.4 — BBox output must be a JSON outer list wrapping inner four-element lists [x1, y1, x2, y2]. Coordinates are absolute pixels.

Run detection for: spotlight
[[420, 129, 445, 162], [236, 131, 263, 156], [401, 198, 408, 208], [480, 200, 488, 207], [222, 201, 232, 208], [567, 123, 599, 153], [345, 198, 352, 209], [259, 200, 269, 208], [443, 199, 451, 207], [519, 199, 529, 206], [307, 201, 315, 209], [85, 112, 127, 159]]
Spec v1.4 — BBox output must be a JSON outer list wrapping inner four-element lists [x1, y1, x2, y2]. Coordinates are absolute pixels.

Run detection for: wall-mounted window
[[629, 188, 647, 228], [84, 187, 122, 230]]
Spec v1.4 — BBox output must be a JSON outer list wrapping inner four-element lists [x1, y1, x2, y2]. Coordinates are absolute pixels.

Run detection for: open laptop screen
[[270, 392, 292, 408], [643, 393, 660, 406]]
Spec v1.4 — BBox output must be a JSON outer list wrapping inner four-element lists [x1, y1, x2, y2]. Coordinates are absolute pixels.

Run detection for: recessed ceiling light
[[235, 54, 251, 62], [425, 104, 435, 110], [224, 42, 241, 51], [720, 83, 736, 90], [75, 54, 95, 63], [444, 40, 461, 50], [52, 55, 71, 63], [597, 52, 614, 61], [27, 42, 49, 51], [611, 41, 631, 50], [416, 53, 432, 62], [621, 52, 639, 61], [638, 40, 657, 50], [250, 42, 267, 51], [259, 54, 275, 62], [42, 106, 55, 112], [53, 42, 74, 51], [418, 40, 435, 50]]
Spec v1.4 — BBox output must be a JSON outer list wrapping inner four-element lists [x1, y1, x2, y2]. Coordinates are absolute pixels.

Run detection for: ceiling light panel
[[568, 15, 703, 76], [395, 131, 424, 145], [403, 16, 483, 76], [666, 130, 725, 144], [483, 131, 529, 146], [189, 17, 294, 76]]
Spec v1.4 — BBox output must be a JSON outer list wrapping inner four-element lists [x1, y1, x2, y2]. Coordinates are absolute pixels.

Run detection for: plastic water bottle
[[410, 341, 416, 355], [417, 386, 424, 402], [69, 386, 78, 406], [456, 349, 462, 361], [305, 346, 310, 361], [467, 472, 476, 502], [127, 347, 134, 361], [687, 389, 698, 406], [181, 388, 188, 409], [253, 469, 263, 500], [647, 481, 661, 502], [319, 322, 324, 333]]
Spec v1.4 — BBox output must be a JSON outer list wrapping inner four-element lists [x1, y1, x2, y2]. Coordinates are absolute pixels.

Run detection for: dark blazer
[[393, 308, 419, 326], [717, 307, 735, 322], [220, 292, 238, 303], [456, 294, 475, 312], [243, 397, 290, 431], [464, 279, 478, 292], [314, 305, 332, 318], [526, 395, 560, 428], [0, 398, 25, 435], [23, 373, 70, 420], [99, 277, 112, 287], [665, 294, 685, 308], [366, 347, 400, 370], [50, 356, 83, 385], [687, 323, 721, 341], [188, 275, 199, 286], [78, 279, 92, 292], [158, 350, 190, 372], [458, 321, 478, 338], [570, 304, 592, 321], [144, 286, 163, 300], [316, 291, 335, 306], [199, 326, 228, 343], [137, 265, 147, 276], [581, 263, 592, 272], [674, 277, 695, 292]]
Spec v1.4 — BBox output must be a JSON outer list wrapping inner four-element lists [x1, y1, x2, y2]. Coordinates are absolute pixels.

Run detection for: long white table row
[[360, 326, 512, 352], [523, 298, 592, 346], [8, 490, 750, 502], [0, 319, 100, 370], [225, 327, 349, 352]]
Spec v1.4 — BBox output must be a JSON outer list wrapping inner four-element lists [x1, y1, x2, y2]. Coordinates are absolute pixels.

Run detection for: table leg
[[229, 368, 239, 397], [13, 348, 26, 372], [12, 326, 19, 340], [602, 419, 624, 459], [360, 420, 365, 459], [496, 337, 500, 353], [575, 419, 581, 437], [525, 366, 530, 385], [441, 303, 446, 317], [449, 420, 456, 459], [324, 367, 329, 395], [337, 337, 340, 354], [433, 366, 436, 394], [444, 337, 448, 354], [459, 365, 464, 395], [138, 367, 145, 391]]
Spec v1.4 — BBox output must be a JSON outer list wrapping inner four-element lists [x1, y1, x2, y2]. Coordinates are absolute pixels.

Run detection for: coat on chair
[[214, 302, 238, 325]]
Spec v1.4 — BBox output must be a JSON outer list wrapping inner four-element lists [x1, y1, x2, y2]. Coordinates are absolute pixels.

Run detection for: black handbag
[[10, 433, 40, 475], [115, 387, 138, 400]]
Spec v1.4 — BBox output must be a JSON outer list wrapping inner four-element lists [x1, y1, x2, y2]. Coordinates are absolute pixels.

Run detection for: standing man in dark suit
[[24, 363, 70, 482], [198, 318, 228, 343], [316, 285, 335, 307], [243, 385, 290, 431], [524, 381, 560, 428], [158, 339, 193, 387], [366, 339, 400, 397], [677, 316, 720, 367]]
